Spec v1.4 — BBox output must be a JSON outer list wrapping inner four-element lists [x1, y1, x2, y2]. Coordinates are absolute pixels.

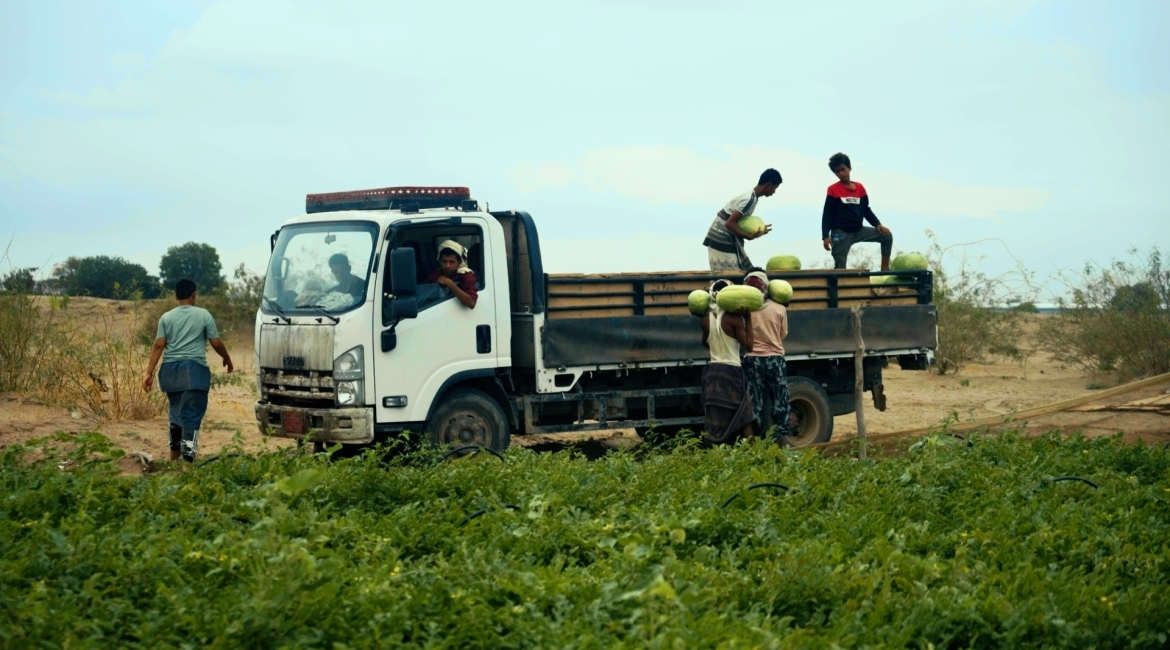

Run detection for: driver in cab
[[296, 253, 366, 310], [427, 240, 477, 309]]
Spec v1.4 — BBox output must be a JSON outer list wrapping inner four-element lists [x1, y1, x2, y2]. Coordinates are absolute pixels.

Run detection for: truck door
[[373, 217, 498, 425]]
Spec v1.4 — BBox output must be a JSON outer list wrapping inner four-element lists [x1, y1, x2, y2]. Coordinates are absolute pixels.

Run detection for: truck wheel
[[784, 377, 834, 448], [426, 388, 511, 454]]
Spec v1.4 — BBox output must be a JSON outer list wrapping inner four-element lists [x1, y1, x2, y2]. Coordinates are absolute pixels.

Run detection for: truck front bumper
[[254, 402, 375, 444]]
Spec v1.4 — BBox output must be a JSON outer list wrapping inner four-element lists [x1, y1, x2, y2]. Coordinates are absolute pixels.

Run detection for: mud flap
[[872, 383, 887, 412]]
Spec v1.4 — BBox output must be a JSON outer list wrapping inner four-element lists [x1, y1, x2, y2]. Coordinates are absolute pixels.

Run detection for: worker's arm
[[142, 337, 166, 391], [700, 313, 710, 349], [437, 275, 478, 309], [862, 194, 888, 234], [822, 195, 835, 250], [726, 312, 753, 351], [209, 338, 235, 373]]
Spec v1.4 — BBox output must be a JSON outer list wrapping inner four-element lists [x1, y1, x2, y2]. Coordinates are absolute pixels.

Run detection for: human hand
[[751, 224, 773, 240], [822, 237, 832, 251], [142, 372, 154, 392], [877, 225, 892, 236], [224, 357, 234, 374], [436, 276, 455, 289]]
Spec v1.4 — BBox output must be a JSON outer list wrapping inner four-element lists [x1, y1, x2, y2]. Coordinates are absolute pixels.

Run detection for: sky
[[1, 0, 1167, 299]]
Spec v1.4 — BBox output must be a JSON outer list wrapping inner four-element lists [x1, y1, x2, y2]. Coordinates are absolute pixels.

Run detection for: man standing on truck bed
[[821, 152, 893, 271], [704, 168, 782, 272], [741, 269, 793, 444], [699, 281, 756, 445], [142, 279, 234, 464]]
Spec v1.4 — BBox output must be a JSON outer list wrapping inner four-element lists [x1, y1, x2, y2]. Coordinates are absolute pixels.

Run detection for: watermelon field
[[2, 430, 1169, 648]]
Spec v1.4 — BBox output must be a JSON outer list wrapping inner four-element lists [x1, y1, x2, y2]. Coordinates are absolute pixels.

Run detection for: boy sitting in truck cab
[[426, 240, 478, 309]]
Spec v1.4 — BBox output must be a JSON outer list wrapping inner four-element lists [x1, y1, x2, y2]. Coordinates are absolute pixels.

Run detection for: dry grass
[[0, 294, 165, 421]]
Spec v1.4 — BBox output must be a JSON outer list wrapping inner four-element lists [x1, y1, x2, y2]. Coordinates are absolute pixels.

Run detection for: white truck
[[254, 186, 937, 451]]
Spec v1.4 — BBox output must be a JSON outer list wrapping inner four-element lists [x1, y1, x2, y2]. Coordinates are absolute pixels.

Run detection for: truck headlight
[[334, 345, 364, 380], [336, 381, 362, 406]]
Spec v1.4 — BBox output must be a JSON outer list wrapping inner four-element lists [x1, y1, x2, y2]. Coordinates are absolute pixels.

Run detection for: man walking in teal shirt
[[143, 279, 234, 463]]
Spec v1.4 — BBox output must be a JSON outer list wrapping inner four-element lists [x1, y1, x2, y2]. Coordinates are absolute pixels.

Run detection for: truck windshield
[[263, 221, 379, 315]]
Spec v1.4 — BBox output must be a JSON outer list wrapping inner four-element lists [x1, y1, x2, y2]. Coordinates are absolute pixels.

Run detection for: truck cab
[[255, 187, 516, 448]]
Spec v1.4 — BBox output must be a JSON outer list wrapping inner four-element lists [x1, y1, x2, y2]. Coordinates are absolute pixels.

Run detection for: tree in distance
[[1, 267, 36, 293], [159, 242, 225, 294], [51, 256, 162, 299]]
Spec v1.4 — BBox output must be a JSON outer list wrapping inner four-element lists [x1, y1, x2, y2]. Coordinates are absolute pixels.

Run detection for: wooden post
[[850, 305, 868, 459]]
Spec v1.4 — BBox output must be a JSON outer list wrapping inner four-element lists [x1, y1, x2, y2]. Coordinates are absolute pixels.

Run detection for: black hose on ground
[[441, 445, 506, 462], [196, 453, 242, 467], [460, 504, 521, 526], [720, 482, 791, 508], [1051, 475, 1099, 489]]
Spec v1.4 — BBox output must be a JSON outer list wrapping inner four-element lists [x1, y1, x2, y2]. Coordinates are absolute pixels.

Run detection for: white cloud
[[511, 145, 1050, 219]]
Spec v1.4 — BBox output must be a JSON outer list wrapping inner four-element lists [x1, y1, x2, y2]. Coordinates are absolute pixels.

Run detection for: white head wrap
[[437, 240, 472, 274], [744, 271, 769, 299]]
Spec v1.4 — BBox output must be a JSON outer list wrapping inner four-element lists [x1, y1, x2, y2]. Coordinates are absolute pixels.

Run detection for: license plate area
[[282, 411, 307, 435]]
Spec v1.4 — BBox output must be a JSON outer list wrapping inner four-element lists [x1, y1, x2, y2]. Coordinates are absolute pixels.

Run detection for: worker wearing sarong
[[699, 281, 756, 445], [741, 270, 793, 444]]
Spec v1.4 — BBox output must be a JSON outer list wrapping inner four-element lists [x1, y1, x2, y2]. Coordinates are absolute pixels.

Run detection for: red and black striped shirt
[[821, 181, 881, 239]]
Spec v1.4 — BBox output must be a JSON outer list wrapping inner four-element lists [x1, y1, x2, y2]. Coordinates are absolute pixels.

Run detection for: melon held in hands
[[736, 216, 767, 237], [715, 285, 764, 313], [687, 290, 711, 316]]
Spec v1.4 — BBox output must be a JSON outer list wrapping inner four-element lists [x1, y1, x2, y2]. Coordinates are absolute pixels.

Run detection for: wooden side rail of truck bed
[[544, 269, 932, 319]]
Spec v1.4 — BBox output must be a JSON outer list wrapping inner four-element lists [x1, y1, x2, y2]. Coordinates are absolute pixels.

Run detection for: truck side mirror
[[390, 248, 417, 296], [381, 329, 397, 352], [389, 296, 417, 320]]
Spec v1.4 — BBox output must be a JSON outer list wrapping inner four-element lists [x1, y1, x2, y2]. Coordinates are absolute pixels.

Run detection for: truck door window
[[383, 224, 485, 325]]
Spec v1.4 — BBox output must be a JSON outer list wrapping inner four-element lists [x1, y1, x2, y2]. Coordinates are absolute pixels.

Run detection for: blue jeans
[[167, 390, 208, 462], [159, 360, 212, 462]]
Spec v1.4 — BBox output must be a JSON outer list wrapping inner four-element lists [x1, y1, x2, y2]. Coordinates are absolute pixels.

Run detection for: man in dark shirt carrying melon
[[821, 153, 893, 271]]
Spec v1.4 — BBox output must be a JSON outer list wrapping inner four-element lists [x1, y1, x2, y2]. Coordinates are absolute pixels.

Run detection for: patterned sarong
[[702, 362, 755, 445], [743, 355, 793, 442]]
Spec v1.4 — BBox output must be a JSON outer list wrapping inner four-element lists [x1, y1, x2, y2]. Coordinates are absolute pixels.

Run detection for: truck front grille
[[261, 368, 335, 408]]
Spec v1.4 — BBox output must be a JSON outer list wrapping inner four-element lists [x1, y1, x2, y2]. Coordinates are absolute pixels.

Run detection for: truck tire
[[785, 376, 833, 448], [425, 388, 511, 454]]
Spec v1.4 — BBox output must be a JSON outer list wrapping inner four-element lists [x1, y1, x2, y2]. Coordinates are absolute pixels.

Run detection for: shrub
[[924, 231, 1032, 375], [1037, 247, 1169, 379], [0, 291, 49, 392]]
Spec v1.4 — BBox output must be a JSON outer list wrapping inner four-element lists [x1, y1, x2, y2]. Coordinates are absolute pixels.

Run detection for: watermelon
[[891, 253, 929, 272], [715, 285, 764, 313], [736, 215, 766, 237], [870, 275, 901, 286], [687, 289, 711, 316], [766, 255, 802, 271], [768, 279, 793, 304]]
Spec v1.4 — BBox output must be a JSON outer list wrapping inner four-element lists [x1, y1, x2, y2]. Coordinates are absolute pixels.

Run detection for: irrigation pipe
[[720, 482, 791, 508], [441, 445, 506, 462]]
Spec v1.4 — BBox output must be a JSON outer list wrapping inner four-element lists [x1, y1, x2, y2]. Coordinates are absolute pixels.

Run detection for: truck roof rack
[[306, 186, 471, 214]]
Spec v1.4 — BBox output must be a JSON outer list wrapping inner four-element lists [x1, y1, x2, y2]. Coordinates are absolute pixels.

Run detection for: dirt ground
[[2, 301, 1166, 464]]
